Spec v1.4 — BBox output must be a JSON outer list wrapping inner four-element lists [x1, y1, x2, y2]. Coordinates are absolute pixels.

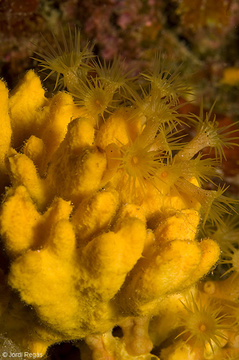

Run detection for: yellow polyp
[[221, 67, 239, 86], [202, 273, 239, 303], [132, 155, 139, 164], [160, 170, 168, 178], [149, 289, 194, 346], [199, 323, 207, 332], [161, 177, 201, 213]]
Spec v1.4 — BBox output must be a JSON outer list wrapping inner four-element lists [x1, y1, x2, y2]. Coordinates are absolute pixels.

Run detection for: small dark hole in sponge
[[112, 325, 123, 338]]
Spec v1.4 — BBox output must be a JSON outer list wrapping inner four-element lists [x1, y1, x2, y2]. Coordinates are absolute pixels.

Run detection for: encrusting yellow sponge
[[0, 80, 12, 191], [0, 35, 238, 359]]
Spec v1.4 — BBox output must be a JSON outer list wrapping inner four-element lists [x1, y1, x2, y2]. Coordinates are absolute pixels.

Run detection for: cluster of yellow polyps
[[0, 47, 238, 360]]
